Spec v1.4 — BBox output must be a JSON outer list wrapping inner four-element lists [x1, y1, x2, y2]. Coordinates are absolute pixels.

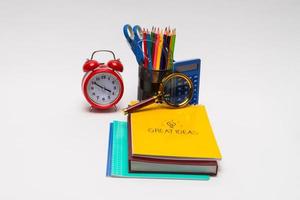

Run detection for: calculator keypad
[[172, 76, 199, 105], [174, 75, 199, 105], [173, 60, 200, 105]]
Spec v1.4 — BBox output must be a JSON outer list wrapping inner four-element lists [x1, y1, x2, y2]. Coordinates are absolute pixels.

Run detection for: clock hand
[[103, 87, 111, 93], [92, 82, 111, 93]]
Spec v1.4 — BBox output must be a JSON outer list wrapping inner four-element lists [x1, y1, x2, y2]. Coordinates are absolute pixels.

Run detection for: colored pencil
[[153, 29, 160, 70], [146, 30, 152, 69], [151, 27, 156, 65], [166, 28, 172, 69], [156, 30, 163, 70], [142, 29, 148, 68], [160, 28, 168, 70], [169, 29, 176, 70]]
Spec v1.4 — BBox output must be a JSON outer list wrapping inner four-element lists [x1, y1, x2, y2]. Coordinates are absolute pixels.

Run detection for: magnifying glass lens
[[162, 75, 192, 106]]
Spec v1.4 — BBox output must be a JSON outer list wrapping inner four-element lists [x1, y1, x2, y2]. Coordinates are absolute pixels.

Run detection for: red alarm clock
[[82, 50, 124, 110]]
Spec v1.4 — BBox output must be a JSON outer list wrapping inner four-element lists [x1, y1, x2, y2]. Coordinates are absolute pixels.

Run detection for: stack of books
[[106, 104, 222, 180]]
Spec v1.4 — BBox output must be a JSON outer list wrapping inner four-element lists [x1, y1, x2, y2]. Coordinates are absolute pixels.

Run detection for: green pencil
[[168, 29, 176, 70]]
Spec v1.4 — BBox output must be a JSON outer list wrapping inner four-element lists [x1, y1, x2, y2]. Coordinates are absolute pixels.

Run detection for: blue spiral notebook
[[106, 121, 210, 180]]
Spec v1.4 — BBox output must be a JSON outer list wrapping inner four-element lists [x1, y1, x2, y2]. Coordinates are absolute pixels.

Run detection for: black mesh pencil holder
[[136, 37, 174, 100], [137, 65, 171, 100]]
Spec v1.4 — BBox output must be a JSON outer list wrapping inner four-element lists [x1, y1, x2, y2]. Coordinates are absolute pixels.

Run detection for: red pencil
[[142, 29, 148, 68]]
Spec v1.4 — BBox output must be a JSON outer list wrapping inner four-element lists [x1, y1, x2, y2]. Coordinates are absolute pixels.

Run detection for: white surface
[[0, 0, 299, 199]]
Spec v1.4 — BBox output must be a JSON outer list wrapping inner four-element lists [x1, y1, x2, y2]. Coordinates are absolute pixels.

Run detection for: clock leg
[[89, 106, 93, 112], [114, 105, 117, 111]]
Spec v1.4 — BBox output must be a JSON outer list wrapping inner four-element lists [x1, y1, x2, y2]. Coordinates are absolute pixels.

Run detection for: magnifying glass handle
[[123, 96, 157, 114]]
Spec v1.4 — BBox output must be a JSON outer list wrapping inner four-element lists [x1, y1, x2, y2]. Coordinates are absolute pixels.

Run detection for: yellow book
[[129, 104, 222, 160]]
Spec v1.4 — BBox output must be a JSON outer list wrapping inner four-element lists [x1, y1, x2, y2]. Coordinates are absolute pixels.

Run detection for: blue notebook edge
[[106, 122, 113, 176]]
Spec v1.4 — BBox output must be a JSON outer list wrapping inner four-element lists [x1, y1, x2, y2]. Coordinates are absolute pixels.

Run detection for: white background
[[0, 0, 299, 199]]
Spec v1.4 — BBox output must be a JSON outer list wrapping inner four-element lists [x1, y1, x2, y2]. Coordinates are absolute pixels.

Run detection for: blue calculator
[[173, 59, 201, 104]]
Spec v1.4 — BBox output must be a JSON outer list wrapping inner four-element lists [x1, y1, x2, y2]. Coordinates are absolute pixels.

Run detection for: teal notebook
[[106, 121, 210, 180]]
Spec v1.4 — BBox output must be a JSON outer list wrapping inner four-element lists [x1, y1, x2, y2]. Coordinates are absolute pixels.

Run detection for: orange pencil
[[156, 30, 163, 70], [153, 28, 160, 70]]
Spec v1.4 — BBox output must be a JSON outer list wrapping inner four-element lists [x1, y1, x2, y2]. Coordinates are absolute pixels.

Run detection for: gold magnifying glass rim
[[160, 72, 194, 107]]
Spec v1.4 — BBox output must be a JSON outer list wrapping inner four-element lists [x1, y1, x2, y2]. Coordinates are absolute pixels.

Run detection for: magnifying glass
[[123, 73, 193, 114]]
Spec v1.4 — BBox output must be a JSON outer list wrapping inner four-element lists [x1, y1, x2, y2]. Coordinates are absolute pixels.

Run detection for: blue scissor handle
[[133, 25, 143, 50], [123, 24, 144, 65], [123, 24, 134, 43]]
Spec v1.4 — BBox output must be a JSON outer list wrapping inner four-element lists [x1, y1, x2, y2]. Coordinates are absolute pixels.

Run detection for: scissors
[[123, 24, 144, 65]]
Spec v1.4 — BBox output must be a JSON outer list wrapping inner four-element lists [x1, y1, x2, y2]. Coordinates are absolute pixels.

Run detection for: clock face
[[87, 72, 121, 105]]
